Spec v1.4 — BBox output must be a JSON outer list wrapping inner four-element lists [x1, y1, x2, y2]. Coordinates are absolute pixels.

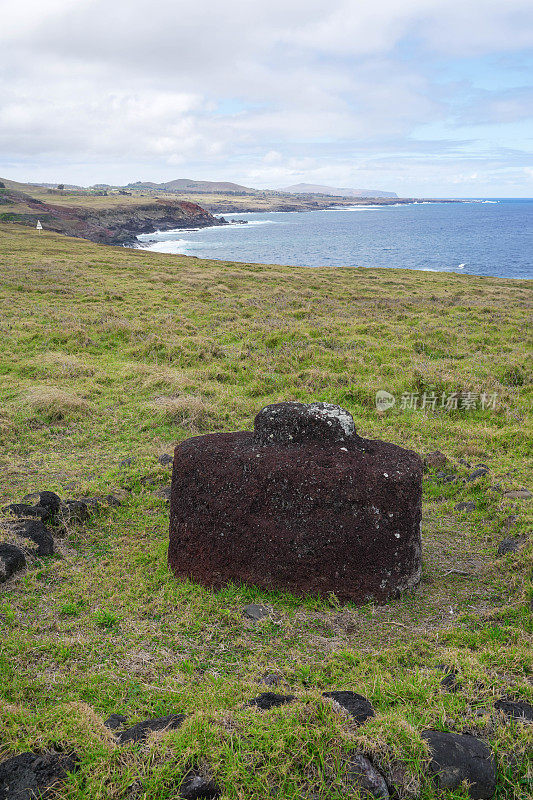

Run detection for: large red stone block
[[168, 402, 423, 603]]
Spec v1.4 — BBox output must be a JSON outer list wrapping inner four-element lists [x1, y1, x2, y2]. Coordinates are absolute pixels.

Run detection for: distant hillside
[[282, 183, 398, 199], [126, 178, 256, 194]]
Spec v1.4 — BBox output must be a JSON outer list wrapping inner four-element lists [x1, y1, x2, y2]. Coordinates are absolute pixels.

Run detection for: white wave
[[142, 239, 192, 254]]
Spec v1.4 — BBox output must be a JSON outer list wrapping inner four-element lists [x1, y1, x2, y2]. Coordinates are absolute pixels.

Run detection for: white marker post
[[36, 220, 43, 231]]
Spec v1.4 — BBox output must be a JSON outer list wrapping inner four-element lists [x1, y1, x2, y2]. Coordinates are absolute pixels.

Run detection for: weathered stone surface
[[116, 713, 186, 744], [169, 402, 423, 603], [0, 750, 79, 800], [496, 537, 522, 556], [344, 754, 389, 799], [422, 730, 496, 799], [10, 520, 54, 557], [2, 503, 49, 520], [323, 691, 375, 724], [248, 692, 295, 710], [38, 491, 62, 516], [243, 603, 271, 620], [503, 489, 531, 499], [61, 500, 91, 523], [104, 713, 129, 730], [179, 771, 221, 799], [494, 698, 533, 721], [0, 543, 26, 582]]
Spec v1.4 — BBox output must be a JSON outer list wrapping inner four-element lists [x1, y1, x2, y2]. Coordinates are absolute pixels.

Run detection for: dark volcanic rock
[[11, 520, 54, 557], [0, 750, 79, 800], [243, 603, 271, 620], [179, 772, 221, 799], [422, 730, 496, 799], [345, 754, 389, 799], [440, 667, 461, 693], [168, 402, 423, 603], [104, 713, 128, 730], [38, 491, 62, 516], [496, 537, 521, 556], [0, 543, 26, 582], [116, 713, 186, 744], [158, 453, 174, 466], [323, 691, 375, 724], [248, 692, 295, 710], [494, 698, 533, 721], [61, 500, 91, 523], [467, 468, 489, 482], [2, 503, 49, 520]]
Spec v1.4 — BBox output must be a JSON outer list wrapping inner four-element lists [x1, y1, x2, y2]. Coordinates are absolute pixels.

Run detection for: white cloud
[[0, 0, 532, 193]]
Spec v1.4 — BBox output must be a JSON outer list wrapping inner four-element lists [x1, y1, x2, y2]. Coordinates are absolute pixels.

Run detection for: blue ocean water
[[136, 199, 532, 279]]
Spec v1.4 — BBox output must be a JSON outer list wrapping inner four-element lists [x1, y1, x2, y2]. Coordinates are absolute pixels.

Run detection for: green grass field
[[0, 223, 531, 799]]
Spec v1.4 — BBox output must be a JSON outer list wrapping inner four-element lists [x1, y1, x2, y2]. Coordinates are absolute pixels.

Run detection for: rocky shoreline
[[0, 186, 226, 245]]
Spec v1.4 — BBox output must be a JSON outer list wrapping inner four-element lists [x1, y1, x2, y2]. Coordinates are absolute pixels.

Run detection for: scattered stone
[[466, 468, 489, 482], [169, 402, 423, 604], [458, 459, 471, 467], [455, 501, 476, 513], [439, 667, 461, 693], [10, 520, 54, 557], [61, 500, 90, 523], [0, 750, 80, 800], [104, 494, 122, 507], [423, 451, 448, 471], [323, 691, 375, 725], [158, 454, 174, 466], [104, 713, 128, 730], [243, 603, 272, 621], [422, 730, 496, 799], [494, 699, 533, 722], [501, 514, 517, 529], [0, 543, 26, 583], [116, 713, 186, 744], [38, 491, 62, 516], [155, 486, 171, 501], [120, 457, 135, 468], [344, 754, 389, 799], [441, 474, 456, 484], [179, 771, 221, 799], [496, 537, 522, 556], [248, 692, 295, 710], [2, 503, 49, 520], [503, 489, 531, 499]]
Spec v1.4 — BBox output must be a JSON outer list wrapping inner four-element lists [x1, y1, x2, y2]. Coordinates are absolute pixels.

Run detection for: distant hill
[[282, 183, 398, 199], [126, 178, 256, 194]]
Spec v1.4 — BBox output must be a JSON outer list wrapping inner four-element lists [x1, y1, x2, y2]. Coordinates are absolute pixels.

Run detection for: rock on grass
[[494, 698, 533, 721], [422, 730, 496, 799], [116, 713, 186, 744], [323, 691, 375, 725], [0, 750, 79, 800], [179, 771, 221, 799], [0, 543, 26, 582], [248, 692, 295, 710]]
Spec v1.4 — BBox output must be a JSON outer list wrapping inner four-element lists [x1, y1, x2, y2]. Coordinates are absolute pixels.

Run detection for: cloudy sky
[[1, 0, 532, 196]]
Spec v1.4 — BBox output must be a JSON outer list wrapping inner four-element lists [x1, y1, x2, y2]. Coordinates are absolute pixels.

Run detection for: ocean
[[136, 198, 532, 280]]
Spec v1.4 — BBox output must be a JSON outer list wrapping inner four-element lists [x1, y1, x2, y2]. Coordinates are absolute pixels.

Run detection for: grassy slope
[[0, 224, 531, 799]]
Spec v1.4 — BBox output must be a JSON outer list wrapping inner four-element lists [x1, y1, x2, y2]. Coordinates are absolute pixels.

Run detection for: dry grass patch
[[24, 386, 92, 421], [149, 394, 215, 431], [30, 351, 95, 378]]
